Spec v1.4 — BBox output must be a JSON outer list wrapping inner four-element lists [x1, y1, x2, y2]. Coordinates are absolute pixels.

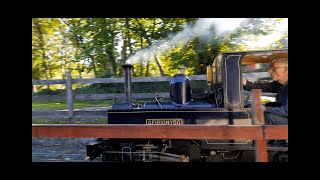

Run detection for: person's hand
[[242, 78, 247, 86]]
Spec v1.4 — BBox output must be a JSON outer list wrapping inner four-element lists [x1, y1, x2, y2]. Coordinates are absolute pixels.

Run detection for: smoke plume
[[126, 18, 247, 64]]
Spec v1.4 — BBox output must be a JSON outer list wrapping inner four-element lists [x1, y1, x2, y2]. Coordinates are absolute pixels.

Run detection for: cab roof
[[221, 49, 288, 64]]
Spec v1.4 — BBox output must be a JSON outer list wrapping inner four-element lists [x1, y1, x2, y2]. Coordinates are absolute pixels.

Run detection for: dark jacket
[[244, 81, 288, 117]]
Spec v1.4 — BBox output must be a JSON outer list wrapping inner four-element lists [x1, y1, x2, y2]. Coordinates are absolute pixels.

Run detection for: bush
[[34, 80, 208, 95], [35, 89, 66, 95]]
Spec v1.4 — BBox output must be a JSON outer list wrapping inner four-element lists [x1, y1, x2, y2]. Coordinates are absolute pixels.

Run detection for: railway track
[[32, 153, 95, 162]]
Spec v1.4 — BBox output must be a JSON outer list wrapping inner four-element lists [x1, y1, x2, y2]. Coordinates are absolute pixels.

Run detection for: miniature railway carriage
[[87, 49, 288, 162]]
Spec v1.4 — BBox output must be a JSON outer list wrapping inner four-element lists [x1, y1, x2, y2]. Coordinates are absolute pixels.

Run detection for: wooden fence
[[32, 71, 272, 121], [32, 71, 269, 101], [32, 71, 207, 101]]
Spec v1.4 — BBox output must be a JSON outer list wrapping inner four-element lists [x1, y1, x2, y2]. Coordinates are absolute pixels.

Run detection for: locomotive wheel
[[187, 144, 202, 162], [170, 140, 202, 162]]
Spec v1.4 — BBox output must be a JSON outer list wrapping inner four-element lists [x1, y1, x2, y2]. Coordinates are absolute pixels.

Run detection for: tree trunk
[[153, 55, 165, 76], [104, 18, 117, 76], [145, 59, 150, 77], [34, 19, 51, 90], [125, 18, 133, 55], [147, 38, 165, 76], [74, 34, 97, 78], [77, 63, 83, 88], [89, 56, 97, 77], [122, 33, 128, 62], [107, 50, 117, 76], [139, 36, 144, 77]]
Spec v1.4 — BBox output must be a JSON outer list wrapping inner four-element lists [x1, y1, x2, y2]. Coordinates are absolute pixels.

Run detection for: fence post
[[251, 89, 268, 162], [66, 71, 74, 123]]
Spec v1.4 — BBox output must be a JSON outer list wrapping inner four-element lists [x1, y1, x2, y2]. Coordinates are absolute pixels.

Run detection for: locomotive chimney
[[122, 63, 133, 102]]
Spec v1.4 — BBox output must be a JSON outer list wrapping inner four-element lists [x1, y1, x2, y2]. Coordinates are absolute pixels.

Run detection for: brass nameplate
[[146, 119, 183, 125]]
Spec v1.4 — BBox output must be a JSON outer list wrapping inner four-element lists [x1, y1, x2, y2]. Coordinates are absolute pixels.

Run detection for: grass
[[260, 96, 275, 103], [32, 99, 114, 110], [32, 119, 108, 124]]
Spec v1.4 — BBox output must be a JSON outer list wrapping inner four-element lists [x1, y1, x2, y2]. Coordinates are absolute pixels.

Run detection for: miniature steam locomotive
[[87, 49, 288, 162]]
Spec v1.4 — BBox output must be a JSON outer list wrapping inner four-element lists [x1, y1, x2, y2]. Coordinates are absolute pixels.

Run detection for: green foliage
[[32, 119, 108, 124], [34, 80, 207, 96], [32, 100, 113, 110], [99, 71, 114, 78], [75, 83, 123, 94], [226, 18, 288, 51], [32, 18, 288, 80], [36, 89, 66, 95]]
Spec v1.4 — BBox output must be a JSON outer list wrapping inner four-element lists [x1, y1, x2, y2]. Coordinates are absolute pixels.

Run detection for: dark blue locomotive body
[[87, 49, 288, 162]]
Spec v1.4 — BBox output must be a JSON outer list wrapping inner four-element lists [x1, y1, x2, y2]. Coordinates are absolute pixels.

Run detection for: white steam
[[242, 18, 288, 49], [126, 18, 247, 64]]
